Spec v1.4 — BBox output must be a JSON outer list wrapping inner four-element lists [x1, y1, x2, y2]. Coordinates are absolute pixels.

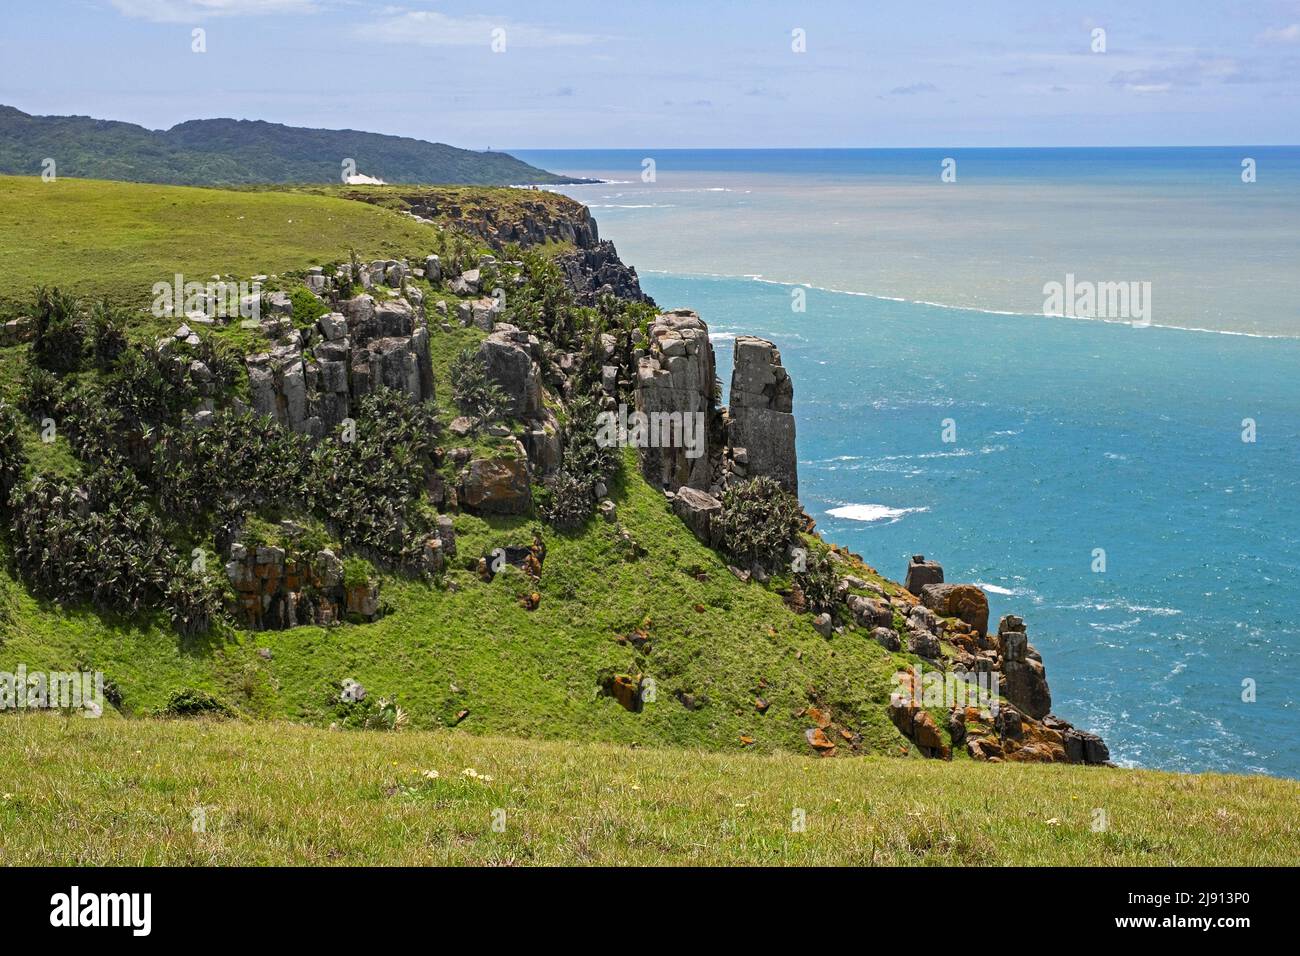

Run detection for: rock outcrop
[[246, 290, 433, 437], [458, 452, 532, 515], [225, 544, 380, 630], [996, 614, 1052, 720], [727, 336, 797, 494], [354, 189, 653, 306], [556, 241, 652, 305], [892, 555, 1110, 765], [634, 310, 716, 491], [671, 486, 722, 546], [904, 554, 944, 595], [920, 582, 990, 636], [477, 324, 543, 418]]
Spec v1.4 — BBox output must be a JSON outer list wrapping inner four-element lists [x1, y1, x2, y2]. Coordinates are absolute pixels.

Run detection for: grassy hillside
[[0, 173, 913, 758], [0, 443, 911, 756], [2, 714, 1295, 865], [0, 175, 447, 314], [0, 105, 579, 187]]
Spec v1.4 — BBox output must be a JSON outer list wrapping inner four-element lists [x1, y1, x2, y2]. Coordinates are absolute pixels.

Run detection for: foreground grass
[[2, 713, 1295, 866], [0, 174, 442, 312]]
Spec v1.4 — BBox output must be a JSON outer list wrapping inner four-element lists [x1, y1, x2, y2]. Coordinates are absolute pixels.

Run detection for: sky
[[1, 0, 1297, 148]]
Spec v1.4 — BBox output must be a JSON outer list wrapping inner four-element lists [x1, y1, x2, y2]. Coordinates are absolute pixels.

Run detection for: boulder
[[871, 626, 901, 651], [672, 486, 721, 546], [727, 335, 797, 493], [450, 269, 481, 295], [904, 554, 944, 595], [0, 316, 34, 347], [907, 627, 942, 659], [813, 613, 834, 637], [459, 456, 532, 515], [478, 324, 542, 418], [912, 710, 945, 751], [469, 297, 500, 331], [847, 594, 893, 628], [1002, 658, 1052, 720], [317, 312, 348, 342], [920, 583, 990, 635]]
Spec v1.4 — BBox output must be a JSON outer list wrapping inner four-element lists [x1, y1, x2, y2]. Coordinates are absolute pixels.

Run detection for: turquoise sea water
[[517, 148, 1300, 777]]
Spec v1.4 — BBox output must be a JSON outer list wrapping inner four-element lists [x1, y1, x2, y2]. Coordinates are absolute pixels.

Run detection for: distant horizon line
[[509, 144, 1300, 151]]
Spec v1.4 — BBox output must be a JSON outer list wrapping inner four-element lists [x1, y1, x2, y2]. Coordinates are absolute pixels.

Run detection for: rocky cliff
[[347, 187, 653, 306]]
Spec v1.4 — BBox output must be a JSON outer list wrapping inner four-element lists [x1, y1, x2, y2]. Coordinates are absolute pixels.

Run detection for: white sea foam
[[975, 583, 1017, 596], [826, 504, 928, 523]]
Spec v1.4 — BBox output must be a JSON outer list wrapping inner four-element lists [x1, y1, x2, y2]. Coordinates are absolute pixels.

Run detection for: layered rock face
[[225, 544, 379, 630], [477, 324, 543, 419], [459, 453, 532, 514], [246, 291, 433, 436], [727, 335, 797, 495], [396, 192, 601, 249], [556, 241, 653, 305], [634, 309, 716, 491], [996, 614, 1052, 720], [357, 189, 653, 306]]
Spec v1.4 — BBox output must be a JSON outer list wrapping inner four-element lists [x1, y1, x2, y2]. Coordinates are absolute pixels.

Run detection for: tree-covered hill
[[0, 105, 584, 186]]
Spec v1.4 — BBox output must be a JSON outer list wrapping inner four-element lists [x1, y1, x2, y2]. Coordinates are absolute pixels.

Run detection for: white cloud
[[353, 9, 601, 48], [108, 0, 320, 21], [1256, 23, 1300, 44]]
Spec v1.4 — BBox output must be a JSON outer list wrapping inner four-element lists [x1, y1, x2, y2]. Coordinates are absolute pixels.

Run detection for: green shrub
[[333, 681, 408, 730], [795, 550, 840, 615], [539, 469, 594, 530], [88, 299, 127, 370], [165, 564, 225, 638], [449, 347, 508, 423], [9, 468, 177, 616], [290, 285, 329, 330], [164, 688, 231, 717], [311, 388, 440, 568], [18, 355, 62, 419], [153, 411, 312, 526], [0, 401, 26, 514], [715, 477, 804, 571], [30, 286, 85, 373], [342, 556, 375, 589], [562, 395, 618, 483]]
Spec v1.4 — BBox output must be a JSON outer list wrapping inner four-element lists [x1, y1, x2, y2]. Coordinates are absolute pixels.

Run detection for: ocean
[[514, 148, 1300, 779]]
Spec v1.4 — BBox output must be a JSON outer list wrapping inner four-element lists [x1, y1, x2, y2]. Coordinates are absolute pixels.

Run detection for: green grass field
[[3, 713, 1295, 865], [0, 174, 442, 313]]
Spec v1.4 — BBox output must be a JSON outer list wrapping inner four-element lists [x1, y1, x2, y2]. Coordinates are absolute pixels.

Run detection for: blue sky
[[1, 0, 1298, 147]]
